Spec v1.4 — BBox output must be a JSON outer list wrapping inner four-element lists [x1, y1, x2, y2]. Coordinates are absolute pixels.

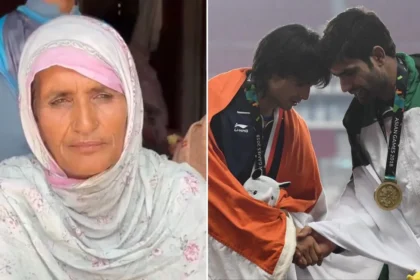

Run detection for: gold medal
[[374, 181, 402, 210]]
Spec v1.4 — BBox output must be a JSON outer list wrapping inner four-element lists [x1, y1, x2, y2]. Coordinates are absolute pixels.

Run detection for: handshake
[[293, 226, 337, 269]]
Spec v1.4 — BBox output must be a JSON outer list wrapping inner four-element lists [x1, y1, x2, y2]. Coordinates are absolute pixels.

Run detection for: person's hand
[[311, 230, 336, 259], [296, 226, 312, 238], [293, 226, 337, 268], [294, 234, 322, 268], [294, 226, 320, 268]]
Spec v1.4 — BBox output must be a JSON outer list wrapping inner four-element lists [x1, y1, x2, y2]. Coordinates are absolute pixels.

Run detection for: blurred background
[[208, 0, 420, 206]]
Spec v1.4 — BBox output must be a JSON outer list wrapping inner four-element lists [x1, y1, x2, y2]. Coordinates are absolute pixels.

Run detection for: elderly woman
[[0, 15, 206, 279]]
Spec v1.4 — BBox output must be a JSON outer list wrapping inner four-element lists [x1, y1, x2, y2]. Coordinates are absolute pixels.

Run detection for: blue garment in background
[[0, 0, 80, 162]]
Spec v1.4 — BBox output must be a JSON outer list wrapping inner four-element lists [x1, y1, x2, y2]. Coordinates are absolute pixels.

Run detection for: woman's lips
[[69, 141, 106, 154]]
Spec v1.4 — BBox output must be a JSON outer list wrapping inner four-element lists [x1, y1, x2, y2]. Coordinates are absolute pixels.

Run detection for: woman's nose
[[71, 101, 99, 135]]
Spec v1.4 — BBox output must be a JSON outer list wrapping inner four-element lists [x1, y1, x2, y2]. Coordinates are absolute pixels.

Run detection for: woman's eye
[[50, 98, 69, 106], [95, 93, 113, 100]]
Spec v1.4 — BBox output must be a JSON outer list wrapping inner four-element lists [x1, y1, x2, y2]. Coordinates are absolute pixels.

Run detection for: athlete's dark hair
[[252, 24, 331, 94], [320, 7, 396, 68]]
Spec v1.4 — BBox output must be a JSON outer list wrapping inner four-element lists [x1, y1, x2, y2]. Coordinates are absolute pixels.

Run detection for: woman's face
[[33, 66, 127, 179]]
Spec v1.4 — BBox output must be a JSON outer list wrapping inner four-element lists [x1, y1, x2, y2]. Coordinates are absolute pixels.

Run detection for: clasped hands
[[293, 226, 336, 269]]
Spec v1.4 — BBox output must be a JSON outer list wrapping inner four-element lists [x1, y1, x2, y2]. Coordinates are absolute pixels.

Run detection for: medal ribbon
[[244, 73, 266, 176], [382, 59, 409, 183]]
